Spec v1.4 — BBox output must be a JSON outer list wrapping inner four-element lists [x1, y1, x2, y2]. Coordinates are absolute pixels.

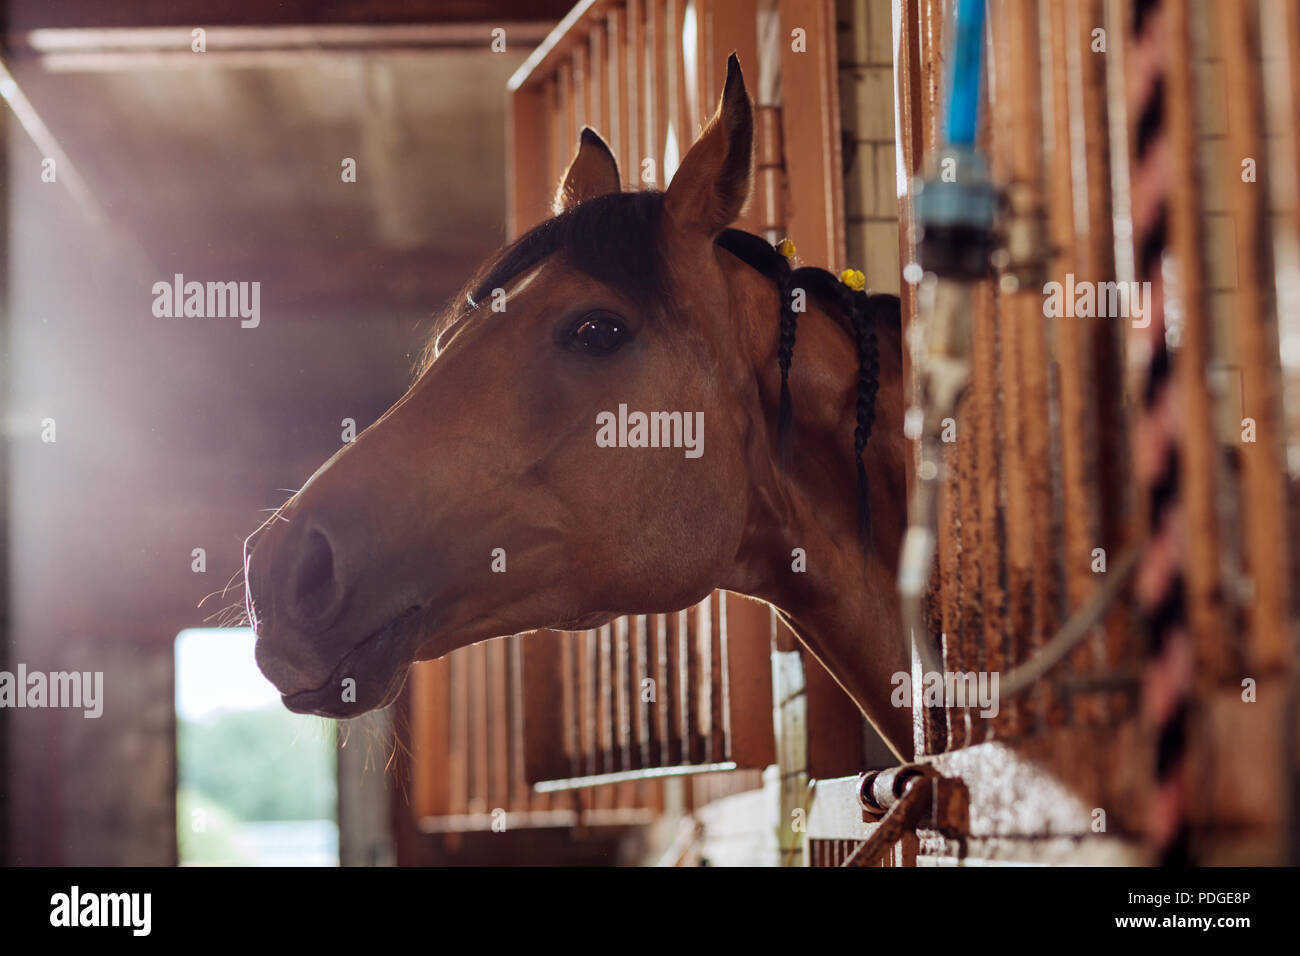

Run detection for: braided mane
[[715, 228, 890, 549]]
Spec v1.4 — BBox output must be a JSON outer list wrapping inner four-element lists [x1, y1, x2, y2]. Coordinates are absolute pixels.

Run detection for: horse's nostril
[[286, 528, 341, 628]]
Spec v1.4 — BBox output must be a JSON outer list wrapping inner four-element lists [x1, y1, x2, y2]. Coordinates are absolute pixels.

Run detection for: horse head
[[245, 55, 912, 756]]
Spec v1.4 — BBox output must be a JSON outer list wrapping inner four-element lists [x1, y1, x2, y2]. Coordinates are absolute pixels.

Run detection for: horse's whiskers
[[199, 601, 250, 628], [219, 567, 246, 600]]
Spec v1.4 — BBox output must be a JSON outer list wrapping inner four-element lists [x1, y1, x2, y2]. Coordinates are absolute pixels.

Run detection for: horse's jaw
[[727, 490, 913, 760]]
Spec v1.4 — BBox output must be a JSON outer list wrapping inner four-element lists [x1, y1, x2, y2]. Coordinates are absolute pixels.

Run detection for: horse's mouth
[[279, 605, 423, 718]]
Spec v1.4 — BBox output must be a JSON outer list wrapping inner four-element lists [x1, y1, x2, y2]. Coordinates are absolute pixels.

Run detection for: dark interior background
[[0, 0, 572, 864]]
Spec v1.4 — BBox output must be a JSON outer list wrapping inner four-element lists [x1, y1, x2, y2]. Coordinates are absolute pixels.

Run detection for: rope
[[1130, 0, 1191, 867]]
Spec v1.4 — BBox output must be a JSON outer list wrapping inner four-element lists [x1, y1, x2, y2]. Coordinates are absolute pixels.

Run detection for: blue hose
[[943, 0, 986, 148]]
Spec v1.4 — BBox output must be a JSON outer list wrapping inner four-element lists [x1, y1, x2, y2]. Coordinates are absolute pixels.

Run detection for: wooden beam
[[409, 660, 451, 819], [508, 0, 606, 92], [508, 82, 552, 237], [11, 23, 556, 71], [1215, 0, 1291, 672], [8, 1, 575, 32]]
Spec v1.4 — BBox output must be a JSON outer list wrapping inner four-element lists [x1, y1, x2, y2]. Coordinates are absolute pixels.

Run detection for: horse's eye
[[565, 313, 628, 356]]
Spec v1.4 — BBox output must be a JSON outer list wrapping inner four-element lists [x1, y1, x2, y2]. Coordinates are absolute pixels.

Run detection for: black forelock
[[416, 190, 670, 376], [419, 191, 899, 380], [470, 190, 670, 310]]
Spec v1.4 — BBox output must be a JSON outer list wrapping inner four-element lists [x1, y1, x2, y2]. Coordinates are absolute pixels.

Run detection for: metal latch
[[841, 764, 969, 866]]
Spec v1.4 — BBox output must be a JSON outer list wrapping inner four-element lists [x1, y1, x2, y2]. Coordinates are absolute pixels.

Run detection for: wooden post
[[1217, 0, 1290, 674], [776, 0, 846, 272]]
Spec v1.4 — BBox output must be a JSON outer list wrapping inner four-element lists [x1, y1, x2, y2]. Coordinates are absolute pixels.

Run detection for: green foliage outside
[[177, 787, 255, 865], [178, 705, 336, 824]]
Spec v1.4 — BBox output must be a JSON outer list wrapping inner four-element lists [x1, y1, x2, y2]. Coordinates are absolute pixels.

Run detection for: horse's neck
[[722, 256, 912, 757]]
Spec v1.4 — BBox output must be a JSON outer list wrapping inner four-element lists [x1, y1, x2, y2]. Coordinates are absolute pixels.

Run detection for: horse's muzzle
[[245, 502, 423, 716], [246, 516, 349, 687]]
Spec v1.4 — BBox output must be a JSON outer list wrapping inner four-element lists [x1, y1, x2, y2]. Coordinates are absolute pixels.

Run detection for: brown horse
[[245, 56, 912, 758]]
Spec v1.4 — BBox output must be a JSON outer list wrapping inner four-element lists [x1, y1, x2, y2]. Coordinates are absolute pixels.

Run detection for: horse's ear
[[663, 53, 753, 236], [555, 127, 621, 212]]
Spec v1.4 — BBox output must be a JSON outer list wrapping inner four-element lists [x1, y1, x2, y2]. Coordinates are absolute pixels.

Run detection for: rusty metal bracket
[[841, 764, 969, 867]]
